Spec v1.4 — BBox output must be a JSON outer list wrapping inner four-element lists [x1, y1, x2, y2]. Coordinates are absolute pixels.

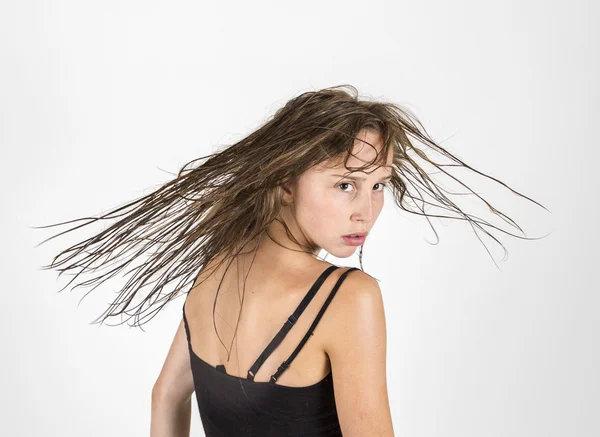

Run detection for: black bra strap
[[269, 267, 360, 384], [246, 264, 340, 381], [182, 297, 192, 344]]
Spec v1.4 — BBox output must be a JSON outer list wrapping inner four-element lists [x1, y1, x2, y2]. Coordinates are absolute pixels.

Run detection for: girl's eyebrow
[[332, 173, 392, 181]]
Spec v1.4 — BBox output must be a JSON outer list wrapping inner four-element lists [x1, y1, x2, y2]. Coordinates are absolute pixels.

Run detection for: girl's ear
[[280, 181, 294, 206]]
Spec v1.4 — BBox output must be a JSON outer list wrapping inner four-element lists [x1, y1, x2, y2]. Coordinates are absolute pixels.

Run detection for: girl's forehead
[[317, 146, 393, 173], [312, 158, 392, 177]]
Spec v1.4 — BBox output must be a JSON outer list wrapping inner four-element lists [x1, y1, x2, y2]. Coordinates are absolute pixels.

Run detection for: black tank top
[[182, 265, 359, 437]]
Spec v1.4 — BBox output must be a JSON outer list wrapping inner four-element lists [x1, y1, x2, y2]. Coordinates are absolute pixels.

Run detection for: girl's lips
[[343, 232, 368, 238], [342, 235, 366, 246]]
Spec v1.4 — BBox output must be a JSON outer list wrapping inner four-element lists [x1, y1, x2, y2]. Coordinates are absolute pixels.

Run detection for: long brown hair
[[32, 84, 548, 329]]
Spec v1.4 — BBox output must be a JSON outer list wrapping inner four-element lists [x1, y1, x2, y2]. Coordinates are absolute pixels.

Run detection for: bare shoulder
[[321, 268, 386, 354], [320, 268, 394, 437], [328, 268, 383, 313]]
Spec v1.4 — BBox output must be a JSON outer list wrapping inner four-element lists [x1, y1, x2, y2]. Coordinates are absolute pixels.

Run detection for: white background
[[2, 1, 598, 436]]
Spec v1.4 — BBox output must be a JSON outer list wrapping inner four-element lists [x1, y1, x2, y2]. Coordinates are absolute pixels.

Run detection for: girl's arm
[[150, 320, 196, 436], [322, 270, 395, 437]]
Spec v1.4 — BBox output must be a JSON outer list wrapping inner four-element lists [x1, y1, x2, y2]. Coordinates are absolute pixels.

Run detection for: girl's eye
[[337, 182, 387, 192]]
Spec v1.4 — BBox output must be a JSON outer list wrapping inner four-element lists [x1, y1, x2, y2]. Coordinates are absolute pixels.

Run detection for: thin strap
[[182, 296, 192, 344], [246, 264, 340, 381], [269, 267, 360, 384]]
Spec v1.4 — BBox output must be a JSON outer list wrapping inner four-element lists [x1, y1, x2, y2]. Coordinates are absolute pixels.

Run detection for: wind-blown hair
[[33, 84, 547, 329]]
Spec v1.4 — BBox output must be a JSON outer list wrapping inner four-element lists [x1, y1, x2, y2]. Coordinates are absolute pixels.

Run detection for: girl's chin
[[325, 246, 358, 259]]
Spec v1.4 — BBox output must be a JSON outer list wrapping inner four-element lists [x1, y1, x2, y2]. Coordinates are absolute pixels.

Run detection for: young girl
[[36, 85, 545, 436]]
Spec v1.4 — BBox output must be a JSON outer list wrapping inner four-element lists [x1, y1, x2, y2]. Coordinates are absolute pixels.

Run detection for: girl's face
[[283, 129, 393, 258]]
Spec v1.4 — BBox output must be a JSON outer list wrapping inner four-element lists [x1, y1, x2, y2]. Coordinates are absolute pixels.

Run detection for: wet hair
[[33, 84, 547, 331]]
